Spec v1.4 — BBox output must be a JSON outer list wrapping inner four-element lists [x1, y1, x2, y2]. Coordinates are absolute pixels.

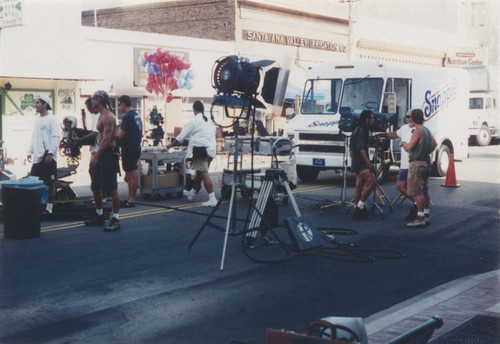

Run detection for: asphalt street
[[0, 144, 498, 343]]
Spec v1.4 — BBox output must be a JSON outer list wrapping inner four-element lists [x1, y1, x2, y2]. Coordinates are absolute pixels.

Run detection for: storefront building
[[1, 0, 494, 170], [81, 0, 351, 135], [0, 0, 83, 166]]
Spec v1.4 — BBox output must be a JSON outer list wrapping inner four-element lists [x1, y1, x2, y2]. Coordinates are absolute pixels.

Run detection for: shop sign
[[5, 90, 52, 116], [0, 0, 23, 28], [243, 30, 347, 53], [58, 88, 74, 110], [445, 48, 486, 67]]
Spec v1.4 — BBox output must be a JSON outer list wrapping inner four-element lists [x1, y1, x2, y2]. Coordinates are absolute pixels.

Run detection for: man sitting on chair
[[350, 110, 376, 220]]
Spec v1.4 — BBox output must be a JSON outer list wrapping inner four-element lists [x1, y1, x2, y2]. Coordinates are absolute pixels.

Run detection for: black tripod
[[244, 138, 298, 250], [369, 136, 392, 218]]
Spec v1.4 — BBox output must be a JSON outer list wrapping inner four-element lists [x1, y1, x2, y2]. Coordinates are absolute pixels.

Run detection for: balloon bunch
[[138, 48, 196, 103]]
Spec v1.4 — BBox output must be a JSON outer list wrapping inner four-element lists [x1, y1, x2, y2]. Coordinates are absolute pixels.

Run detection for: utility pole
[[341, 0, 363, 61], [348, 1, 354, 60]]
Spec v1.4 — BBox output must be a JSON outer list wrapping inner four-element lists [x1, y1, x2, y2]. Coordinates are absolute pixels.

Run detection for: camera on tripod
[[59, 116, 94, 168], [338, 111, 397, 133], [145, 106, 165, 146]]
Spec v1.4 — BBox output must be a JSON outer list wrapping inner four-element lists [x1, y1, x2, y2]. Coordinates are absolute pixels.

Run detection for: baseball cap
[[37, 95, 52, 110]]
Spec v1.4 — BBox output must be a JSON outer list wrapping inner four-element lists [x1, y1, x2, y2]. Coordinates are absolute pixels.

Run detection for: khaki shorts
[[192, 157, 212, 172], [407, 161, 430, 196]]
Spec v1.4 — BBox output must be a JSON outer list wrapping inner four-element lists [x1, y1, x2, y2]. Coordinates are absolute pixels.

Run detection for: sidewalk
[[364, 269, 499, 343]]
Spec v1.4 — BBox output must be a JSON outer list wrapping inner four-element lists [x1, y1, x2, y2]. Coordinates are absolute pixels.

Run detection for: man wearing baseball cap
[[27, 95, 60, 214]]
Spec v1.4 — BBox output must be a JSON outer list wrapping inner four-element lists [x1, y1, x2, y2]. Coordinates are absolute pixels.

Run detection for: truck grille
[[297, 132, 345, 154], [299, 133, 344, 141], [298, 145, 345, 153]]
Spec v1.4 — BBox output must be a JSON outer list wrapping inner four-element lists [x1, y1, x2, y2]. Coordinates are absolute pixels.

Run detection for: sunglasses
[[406, 116, 412, 118]]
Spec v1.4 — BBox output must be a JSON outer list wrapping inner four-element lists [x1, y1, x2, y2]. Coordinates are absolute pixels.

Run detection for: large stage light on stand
[[211, 55, 290, 113], [189, 54, 291, 270], [212, 55, 262, 97]]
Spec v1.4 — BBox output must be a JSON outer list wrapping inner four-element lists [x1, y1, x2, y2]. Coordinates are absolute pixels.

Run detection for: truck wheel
[[476, 125, 491, 146], [433, 145, 450, 177], [297, 165, 320, 182]]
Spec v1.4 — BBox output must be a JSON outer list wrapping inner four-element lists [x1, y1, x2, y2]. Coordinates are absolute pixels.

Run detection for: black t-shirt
[[350, 126, 369, 171], [120, 110, 143, 152]]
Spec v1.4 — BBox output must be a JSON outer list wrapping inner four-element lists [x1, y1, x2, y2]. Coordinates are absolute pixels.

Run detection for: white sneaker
[[202, 199, 218, 207], [185, 189, 195, 201]]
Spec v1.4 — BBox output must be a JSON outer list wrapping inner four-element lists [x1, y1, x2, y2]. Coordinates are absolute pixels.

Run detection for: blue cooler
[[1, 177, 44, 239]]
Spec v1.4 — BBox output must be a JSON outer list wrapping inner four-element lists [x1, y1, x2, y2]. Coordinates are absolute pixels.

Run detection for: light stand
[[189, 54, 290, 270], [320, 133, 354, 212], [188, 97, 261, 270]]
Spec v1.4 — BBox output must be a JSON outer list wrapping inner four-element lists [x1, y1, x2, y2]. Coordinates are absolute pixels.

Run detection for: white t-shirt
[[90, 113, 100, 154], [27, 114, 61, 163], [396, 124, 414, 169], [176, 113, 216, 158]]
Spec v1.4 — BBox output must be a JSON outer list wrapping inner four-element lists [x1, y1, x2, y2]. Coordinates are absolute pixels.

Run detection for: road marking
[[0, 185, 335, 238]]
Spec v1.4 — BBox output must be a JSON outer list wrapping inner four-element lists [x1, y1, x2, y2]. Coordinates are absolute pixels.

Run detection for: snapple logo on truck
[[307, 120, 339, 128], [422, 79, 458, 120]]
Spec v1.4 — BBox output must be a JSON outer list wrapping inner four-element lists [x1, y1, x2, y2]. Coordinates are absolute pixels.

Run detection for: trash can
[[1, 177, 44, 239]]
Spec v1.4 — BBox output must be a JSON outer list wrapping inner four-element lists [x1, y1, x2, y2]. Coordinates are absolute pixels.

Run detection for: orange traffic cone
[[441, 153, 460, 187]]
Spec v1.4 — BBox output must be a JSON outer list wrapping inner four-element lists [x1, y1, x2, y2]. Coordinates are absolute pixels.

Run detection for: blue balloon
[[180, 69, 188, 79], [187, 69, 196, 79], [138, 55, 147, 67], [177, 78, 186, 88], [185, 79, 193, 90]]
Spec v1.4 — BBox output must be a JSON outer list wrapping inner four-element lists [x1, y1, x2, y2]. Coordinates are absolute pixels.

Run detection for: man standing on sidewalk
[[27, 95, 60, 214], [116, 95, 142, 207], [400, 109, 437, 228], [85, 90, 121, 232]]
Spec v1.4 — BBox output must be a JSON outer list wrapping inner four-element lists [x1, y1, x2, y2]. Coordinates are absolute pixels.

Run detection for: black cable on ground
[[240, 225, 406, 265], [133, 201, 248, 223], [134, 200, 405, 264]]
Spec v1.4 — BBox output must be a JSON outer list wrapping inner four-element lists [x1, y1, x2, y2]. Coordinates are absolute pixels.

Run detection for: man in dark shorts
[[27, 95, 60, 214], [350, 110, 376, 220], [85, 90, 121, 232], [116, 95, 142, 207]]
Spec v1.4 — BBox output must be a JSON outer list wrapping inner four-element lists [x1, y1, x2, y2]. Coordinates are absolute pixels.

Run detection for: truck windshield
[[301, 79, 342, 114], [339, 77, 384, 115]]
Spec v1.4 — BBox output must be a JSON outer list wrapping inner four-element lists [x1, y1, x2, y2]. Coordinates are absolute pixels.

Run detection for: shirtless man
[[84, 90, 121, 232]]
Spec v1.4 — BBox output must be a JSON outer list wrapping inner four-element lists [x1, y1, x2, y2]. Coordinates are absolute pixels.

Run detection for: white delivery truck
[[284, 60, 470, 182], [468, 92, 499, 146]]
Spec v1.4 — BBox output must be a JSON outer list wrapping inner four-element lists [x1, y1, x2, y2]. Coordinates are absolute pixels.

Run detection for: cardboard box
[[142, 172, 181, 188]]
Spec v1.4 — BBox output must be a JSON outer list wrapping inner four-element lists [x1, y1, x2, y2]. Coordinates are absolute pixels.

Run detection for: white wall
[[80, 27, 234, 99], [0, 0, 82, 79]]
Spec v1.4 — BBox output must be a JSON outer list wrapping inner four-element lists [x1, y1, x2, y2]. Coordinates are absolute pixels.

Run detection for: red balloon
[[144, 52, 153, 63], [166, 93, 174, 103]]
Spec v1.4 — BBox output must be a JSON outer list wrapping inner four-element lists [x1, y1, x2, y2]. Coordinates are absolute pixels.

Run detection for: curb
[[363, 269, 500, 335]]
